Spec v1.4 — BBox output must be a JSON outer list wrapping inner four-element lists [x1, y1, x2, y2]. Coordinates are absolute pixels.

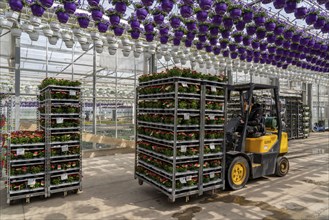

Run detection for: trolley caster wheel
[[138, 179, 143, 185]]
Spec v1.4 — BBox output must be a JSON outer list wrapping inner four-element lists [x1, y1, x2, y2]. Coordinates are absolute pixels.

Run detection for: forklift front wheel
[[227, 156, 250, 190], [275, 157, 289, 177]]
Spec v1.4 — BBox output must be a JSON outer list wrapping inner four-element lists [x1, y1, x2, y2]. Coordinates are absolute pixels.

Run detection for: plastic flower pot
[[170, 17, 181, 28], [265, 22, 276, 32], [144, 23, 154, 33], [246, 26, 256, 35], [160, 35, 169, 44], [91, 10, 103, 21], [161, 0, 174, 13], [211, 15, 222, 25], [223, 17, 233, 29], [273, 0, 285, 9], [198, 34, 207, 42], [159, 27, 169, 35], [294, 7, 307, 19], [198, 24, 209, 33], [97, 22, 109, 33], [136, 8, 148, 20], [314, 18, 326, 29], [234, 35, 243, 43], [64, 2, 76, 14], [77, 17, 90, 28], [142, 0, 154, 7], [57, 11, 70, 24], [284, 1, 297, 14], [221, 30, 230, 39], [180, 5, 193, 18], [252, 41, 260, 49], [31, 4, 45, 17], [114, 26, 124, 36], [130, 20, 140, 29], [215, 2, 227, 15], [243, 37, 252, 46], [110, 15, 120, 26], [115, 2, 127, 14], [153, 13, 164, 25], [196, 11, 208, 22], [235, 21, 245, 31], [305, 13, 318, 25], [9, 0, 24, 12], [243, 11, 253, 23]]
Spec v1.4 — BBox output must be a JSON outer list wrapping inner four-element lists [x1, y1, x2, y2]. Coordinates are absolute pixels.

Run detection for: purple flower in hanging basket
[[283, 28, 294, 40], [170, 15, 181, 29], [265, 18, 277, 32], [56, 7, 70, 24], [205, 45, 213, 53], [173, 37, 181, 46], [180, 4, 194, 18], [232, 32, 243, 43], [320, 44, 328, 52], [211, 14, 222, 25], [294, 7, 307, 19], [87, 0, 100, 7], [76, 13, 90, 28], [174, 27, 185, 39], [135, 3, 148, 21], [214, 1, 227, 15], [220, 39, 229, 49], [159, 24, 170, 35], [307, 38, 315, 47], [252, 40, 260, 49], [97, 20, 110, 33], [240, 54, 246, 60], [253, 11, 266, 26], [321, 23, 329, 33], [145, 33, 155, 42], [273, 0, 285, 9], [198, 34, 207, 42], [275, 36, 284, 46], [235, 21, 246, 31], [243, 35, 252, 46], [262, 0, 273, 4], [63, 0, 77, 15], [106, 9, 122, 26], [129, 18, 140, 30], [260, 58, 266, 64], [246, 24, 257, 36], [40, 0, 54, 8], [274, 23, 285, 35], [161, 0, 174, 13], [284, 0, 297, 14], [231, 52, 238, 59], [195, 8, 208, 22], [198, 23, 209, 33], [242, 7, 254, 23], [209, 37, 218, 45], [160, 35, 169, 44], [186, 31, 196, 40], [283, 40, 291, 48], [238, 46, 246, 54], [196, 42, 204, 50], [261, 52, 268, 59], [260, 42, 268, 51], [186, 19, 197, 31], [313, 15, 326, 29], [325, 2, 329, 10], [9, 0, 25, 12], [267, 33, 276, 43], [141, 0, 154, 7], [300, 54, 306, 59], [254, 51, 261, 57], [223, 50, 230, 57], [31, 2, 46, 17], [89, 5, 104, 21], [209, 26, 219, 36], [290, 43, 299, 51], [246, 56, 253, 62], [152, 8, 166, 25], [222, 16, 234, 29], [129, 29, 141, 39], [221, 29, 230, 39], [268, 54, 275, 60], [256, 27, 266, 40], [314, 42, 321, 50], [292, 32, 301, 43], [266, 59, 272, 64], [112, 25, 125, 36], [305, 9, 318, 25], [213, 47, 221, 55], [144, 20, 155, 33], [246, 49, 254, 57], [228, 4, 242, 19], [185, 40, 193, 47], [229, 43, 237, 51], [199, 0, 213, 11]]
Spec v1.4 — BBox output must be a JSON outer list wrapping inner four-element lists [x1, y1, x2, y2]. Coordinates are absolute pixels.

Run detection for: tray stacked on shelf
[[227, 92, 240, 120], [285, 97, 304, 140], [302, 105, 310, 138], [39, 82, 82, 197], [135, 74, 227, 202]]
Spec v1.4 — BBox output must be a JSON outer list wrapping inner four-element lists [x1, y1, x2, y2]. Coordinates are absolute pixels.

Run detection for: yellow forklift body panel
[[245, 132, 288, 154]]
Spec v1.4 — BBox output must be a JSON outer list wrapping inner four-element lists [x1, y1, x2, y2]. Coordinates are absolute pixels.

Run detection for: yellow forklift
[[225, 83, 289, 190]]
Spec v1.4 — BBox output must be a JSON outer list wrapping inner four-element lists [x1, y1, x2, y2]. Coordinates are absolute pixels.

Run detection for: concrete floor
[[0, 132, 328, 220]]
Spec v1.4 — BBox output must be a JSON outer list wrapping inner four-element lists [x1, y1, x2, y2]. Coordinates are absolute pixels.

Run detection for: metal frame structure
[[135, 77, 227, 202]]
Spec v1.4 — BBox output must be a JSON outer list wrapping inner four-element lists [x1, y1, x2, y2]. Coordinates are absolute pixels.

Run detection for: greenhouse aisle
[[1, 133, 328, 220]]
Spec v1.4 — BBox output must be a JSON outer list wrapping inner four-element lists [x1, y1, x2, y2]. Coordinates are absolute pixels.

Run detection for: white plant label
[[61, 173, 68, 180], [181, 82, 188, 87], [209, 114, 215, 120], [179, 177, 186, 184], [210, 172, 215, 178], [211, 86, 217, 92], [186, 176, 192, 181], [17, 148, 25, 156], [183, 113, 190, 120], [56, 118, 64, 124], [69, 90, 76, 96], [180, 146, 187, 153], [28, 178, 36, 186], [61, 145, 69, 152], [210, 143, 215, 150]]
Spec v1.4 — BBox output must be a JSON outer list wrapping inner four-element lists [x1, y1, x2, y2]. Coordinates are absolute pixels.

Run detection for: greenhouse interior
[[0, 0, 328, 219]]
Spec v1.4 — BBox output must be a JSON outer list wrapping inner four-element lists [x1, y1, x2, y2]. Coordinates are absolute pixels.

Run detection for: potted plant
[[96, 19, 109, 33], [170, 14, 181, 29], [88, 4, 104, 21], [284, 0, 300, 14], [242, 6, 253, 23], [185, 18, 197, 31], [87, 0, 100, 6], [76, 13, 90, 28], [214, 0, 228, 15], [228, 42, 237, 51], [222, 15, 233, 29], [48, 34, 59, 45], [273, 0, 285, 9], [228, 3, 242, 19], [209, 36, 218, 45], [235, 20, 245, 31], [194, 7, 208, 22], [265, 17, 277, 32], [274, 22, 285, 35], [305, 8, 318, 25], [198, 22, 209, 34], [106, 8, 122, 26], [160, 0, 175, 13], [209, 25, 219, 36], [145, 31, 156, 42], [283, 27, 295, 40], [30, 1, 45, 18], [61, 0, 77, 14], [246, 23, 256, 36], [134, 2, 148, 21], [294, 6, 307, 19], [42, 24, 53, 37], [152, 6, 166, 25], [253, 10, 266, 26], [313, 12, 326, 29], [9, 0, 26, 12], [61, 29, 72, 41], [220, 38, 229, 49], [266, 32, 275, 43], [65, 39, 74, 48], [143, 19, 155, 33], [112, 0, 130, 14], [251, 39, 260, 49], [128, 28, 141, 39], [55, 7, 70, 24], [232, 31, 243, 43], [220, 26, 231, 38], [112, 24, 125, 36], [242, 35, 252, 46], [179, 2, 194, 18]]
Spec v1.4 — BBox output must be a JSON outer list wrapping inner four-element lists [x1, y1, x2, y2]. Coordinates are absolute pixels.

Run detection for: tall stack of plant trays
[[38, 78, 82, 198], [302, 105, 310, 138], [134, 68, 228, 202]]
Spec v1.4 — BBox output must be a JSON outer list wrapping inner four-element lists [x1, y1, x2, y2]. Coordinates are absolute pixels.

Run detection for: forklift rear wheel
[[227, 156, 250, 190], [275, 157, 289, 177]]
